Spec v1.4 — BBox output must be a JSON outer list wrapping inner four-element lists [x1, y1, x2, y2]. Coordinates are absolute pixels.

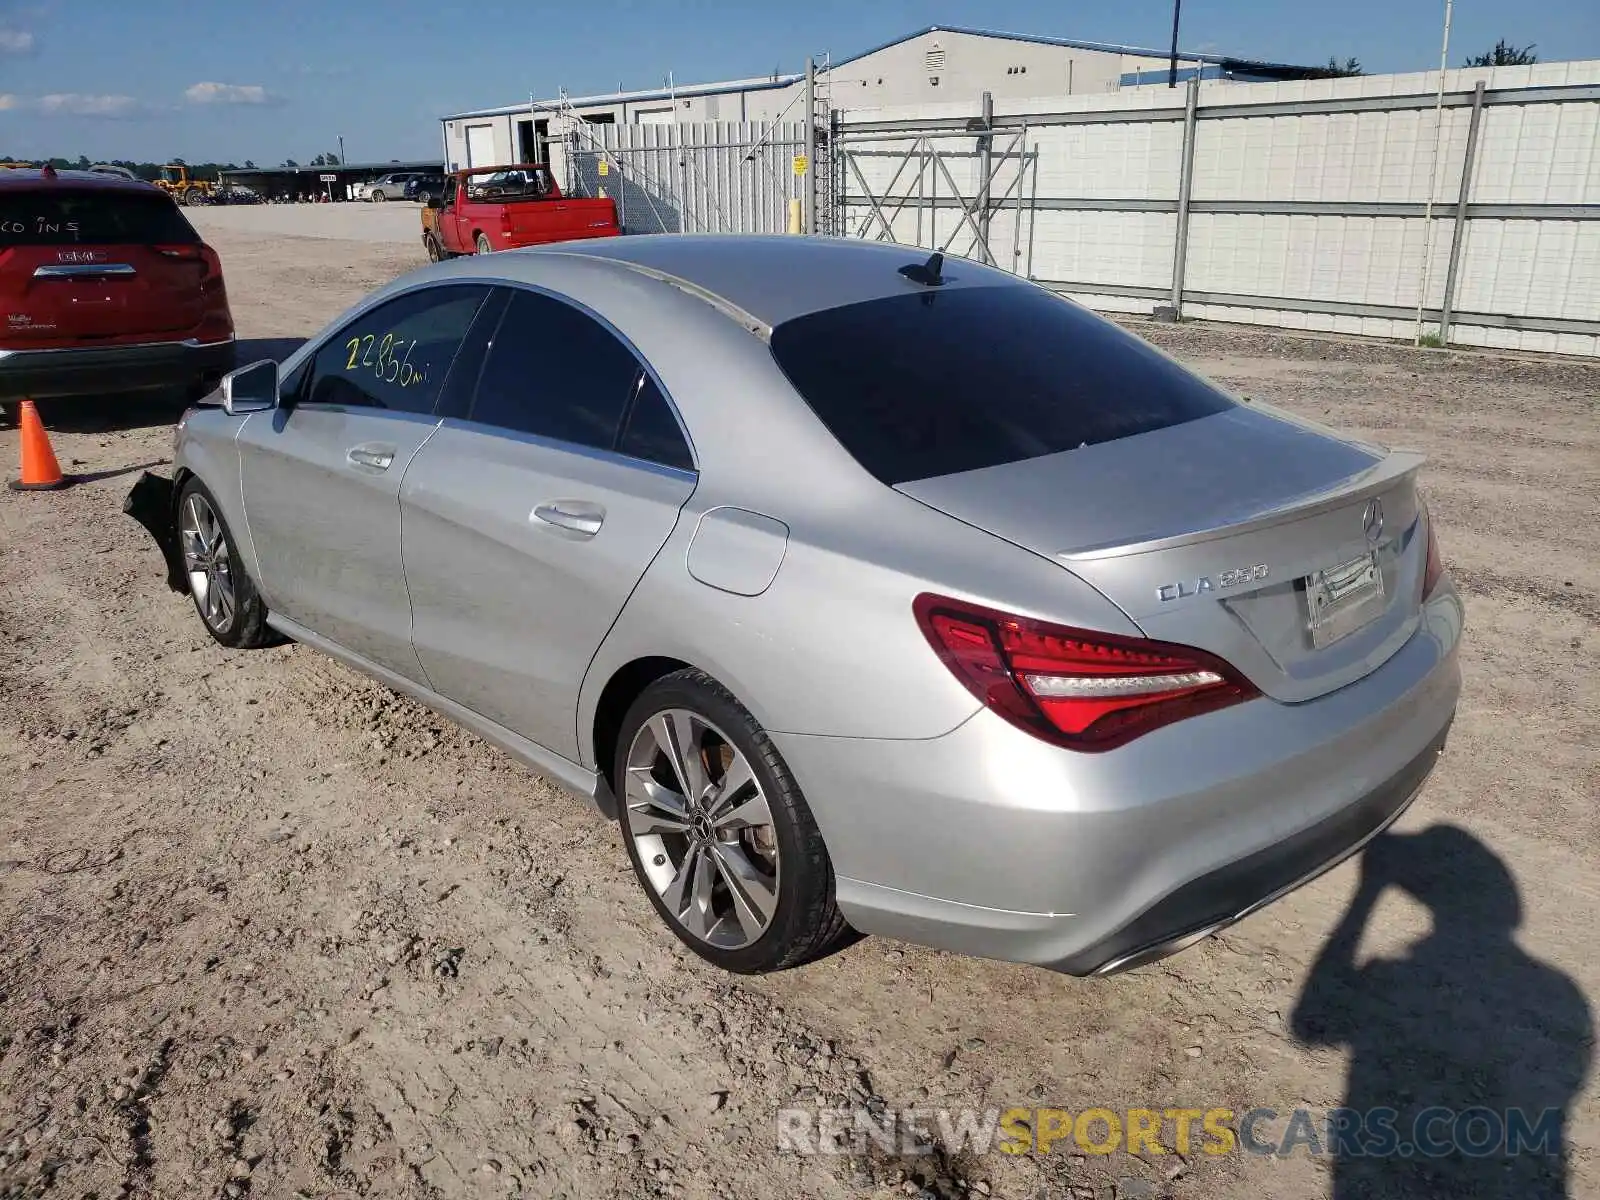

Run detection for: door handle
[[346, 444, 395, 471], [532, 500, 605, 537]]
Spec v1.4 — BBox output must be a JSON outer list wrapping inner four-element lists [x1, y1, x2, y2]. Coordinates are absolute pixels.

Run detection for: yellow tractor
[[152, 164, 217, 206]]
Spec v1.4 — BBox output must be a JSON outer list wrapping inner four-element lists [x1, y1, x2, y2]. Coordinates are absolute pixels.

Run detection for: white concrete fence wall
[[834, 61, 1600, 356]]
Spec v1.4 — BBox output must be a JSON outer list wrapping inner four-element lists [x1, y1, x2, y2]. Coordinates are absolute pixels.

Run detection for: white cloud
[[185, 81, 276, 106], [0, 93, 17, 110], [33, 92, 143, 117], [0, 26, 35, 53]]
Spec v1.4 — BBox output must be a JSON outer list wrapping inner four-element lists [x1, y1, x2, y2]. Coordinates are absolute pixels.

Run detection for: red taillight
[[1421, 505, 1445, 598], [913, 593, 1259, 752], [157, 243, 221, 280]]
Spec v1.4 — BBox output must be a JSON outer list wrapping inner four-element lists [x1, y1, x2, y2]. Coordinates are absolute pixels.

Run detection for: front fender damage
[[123, 471, 187, 594]]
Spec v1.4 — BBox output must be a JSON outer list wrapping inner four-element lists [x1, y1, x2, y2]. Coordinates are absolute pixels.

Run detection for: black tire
[[176, 478, 272, 650], [370, 189, 386, 202], [424, 234, 443, 262], [417, 190, 433, 206], [614, 669, 851, 973], [475, 232, 493, 255]]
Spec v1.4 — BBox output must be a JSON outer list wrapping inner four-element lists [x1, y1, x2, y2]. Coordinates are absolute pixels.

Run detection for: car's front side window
[[297, 285, 492, 416]]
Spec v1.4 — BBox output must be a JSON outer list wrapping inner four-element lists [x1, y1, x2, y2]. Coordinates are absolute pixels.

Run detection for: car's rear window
[[0, 189, 199, 246], [767, 285, 1236, 485]]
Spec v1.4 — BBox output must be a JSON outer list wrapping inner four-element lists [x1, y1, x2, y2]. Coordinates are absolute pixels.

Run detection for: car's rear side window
[[469, 289, 643, 450], [767, 285, 1236, 486], [0, 189, 198, 246]]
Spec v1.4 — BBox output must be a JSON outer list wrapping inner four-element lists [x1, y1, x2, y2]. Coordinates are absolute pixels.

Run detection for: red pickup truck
[[421, 164, 620, 259]]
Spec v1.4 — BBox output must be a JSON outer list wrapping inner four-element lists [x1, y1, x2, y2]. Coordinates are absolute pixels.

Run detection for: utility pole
[[976, 91, 994, 264], [1168, 0, 1183, 87], [803, 56, 817, 234], [1414, 0, 1455, 345]]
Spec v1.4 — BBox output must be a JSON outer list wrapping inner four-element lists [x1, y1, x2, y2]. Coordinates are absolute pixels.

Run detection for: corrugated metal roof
[[830, 25, 1317, 75], [443, 74, 803, 122], [440, 24, 1321, 125], [218, 160, 443, 177]]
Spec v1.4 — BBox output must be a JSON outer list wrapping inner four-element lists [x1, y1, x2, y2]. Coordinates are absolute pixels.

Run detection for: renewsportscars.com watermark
[[776, 1105, 1565, 1159]]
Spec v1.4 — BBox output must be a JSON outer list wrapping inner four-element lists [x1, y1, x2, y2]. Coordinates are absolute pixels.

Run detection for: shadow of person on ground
[[1293, 825, 1592, 1199], [6, 337, 308, 434]]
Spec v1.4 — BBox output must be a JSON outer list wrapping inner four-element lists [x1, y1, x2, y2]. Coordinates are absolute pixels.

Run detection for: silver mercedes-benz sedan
[[128, 235, 1463, 977]]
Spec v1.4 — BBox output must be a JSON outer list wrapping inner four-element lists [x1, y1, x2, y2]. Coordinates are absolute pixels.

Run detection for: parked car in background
[[88, 164, 142, 182], [421, 164, 619, 258], [134, 236, 1461, 979], [404, 174, 446, 205], [0, 166, 234, 404], [356, 172, 425, 202]]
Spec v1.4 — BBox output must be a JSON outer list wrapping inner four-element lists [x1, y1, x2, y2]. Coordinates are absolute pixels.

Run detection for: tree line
[[0, 153, 347, 178], [1309, 39, 1537, 79]]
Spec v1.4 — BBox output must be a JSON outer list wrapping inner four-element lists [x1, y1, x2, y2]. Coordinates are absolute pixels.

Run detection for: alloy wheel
[[180, 492, 236, 632], [624, 710, 780, 949]]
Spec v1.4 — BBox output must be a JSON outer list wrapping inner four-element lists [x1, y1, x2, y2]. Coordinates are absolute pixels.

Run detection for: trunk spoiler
[[1057, 449, 1426, 563]]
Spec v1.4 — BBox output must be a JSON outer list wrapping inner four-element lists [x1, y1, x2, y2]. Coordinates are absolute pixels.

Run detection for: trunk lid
[[897, 403, 1428, 703], [0, 187, 208, 347]]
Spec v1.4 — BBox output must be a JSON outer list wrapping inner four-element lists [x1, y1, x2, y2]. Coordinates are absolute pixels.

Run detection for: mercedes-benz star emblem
[[1363, 498, 1384, 546]]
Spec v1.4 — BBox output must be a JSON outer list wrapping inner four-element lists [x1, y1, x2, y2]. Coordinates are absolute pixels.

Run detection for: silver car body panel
[[897, 404, 1430, 703], [171, 235, 1464, 975], [238, 405, 441, 684], [401, 419, 697, 760]]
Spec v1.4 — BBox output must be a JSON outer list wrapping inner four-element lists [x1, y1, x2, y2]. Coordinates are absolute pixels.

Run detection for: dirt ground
[[1, 216, 1596, 1200]]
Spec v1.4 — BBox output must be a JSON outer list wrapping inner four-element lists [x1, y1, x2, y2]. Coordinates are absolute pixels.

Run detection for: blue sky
[[1, 0, 1596, 164]]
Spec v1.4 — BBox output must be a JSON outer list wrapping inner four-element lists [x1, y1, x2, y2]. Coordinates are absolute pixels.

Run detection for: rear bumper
[[1063, 724, 1444, 974], [0, 336, 236, 401], [772, 582, 1464, 976]]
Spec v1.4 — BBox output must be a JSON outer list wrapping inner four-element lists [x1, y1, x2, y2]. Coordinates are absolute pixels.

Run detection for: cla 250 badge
[[1157, 563, 1270, 602]]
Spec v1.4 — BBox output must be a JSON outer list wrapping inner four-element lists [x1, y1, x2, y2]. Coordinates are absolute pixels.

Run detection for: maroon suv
[[0, 166, 235, 402]]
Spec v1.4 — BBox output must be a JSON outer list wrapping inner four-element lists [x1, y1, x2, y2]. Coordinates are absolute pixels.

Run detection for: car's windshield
[[768, 285, 1236, 486]]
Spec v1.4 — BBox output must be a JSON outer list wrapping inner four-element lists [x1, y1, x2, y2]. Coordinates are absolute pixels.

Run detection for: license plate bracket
[[1306, 551, 1385, 648]]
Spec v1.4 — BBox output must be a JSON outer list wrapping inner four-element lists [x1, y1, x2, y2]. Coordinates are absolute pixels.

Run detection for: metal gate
[[832, 106, 1040, 277], [566, 122, 806, 236]]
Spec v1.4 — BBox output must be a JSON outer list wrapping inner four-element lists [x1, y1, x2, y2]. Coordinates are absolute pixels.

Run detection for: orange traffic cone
[[8, 400, 68, 491]]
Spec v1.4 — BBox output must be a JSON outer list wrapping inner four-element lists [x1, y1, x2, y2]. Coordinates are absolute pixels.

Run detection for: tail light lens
[[157, 243, 221, 280], [1421, 504, 1445, 598], [913, 593, 1260, 752]]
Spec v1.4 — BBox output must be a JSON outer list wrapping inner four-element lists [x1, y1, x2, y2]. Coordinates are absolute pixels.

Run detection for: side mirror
[[426, 196, 444, 210], [221, 359, 279, 415]]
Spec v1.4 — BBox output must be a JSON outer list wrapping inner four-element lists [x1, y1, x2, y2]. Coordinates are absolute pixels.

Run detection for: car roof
[[0, 168, 160, 193], [520, 234, 1020, 329]]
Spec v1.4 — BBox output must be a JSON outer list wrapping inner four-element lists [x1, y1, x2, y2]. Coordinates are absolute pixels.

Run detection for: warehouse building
[[440, 24, 1322, 171]]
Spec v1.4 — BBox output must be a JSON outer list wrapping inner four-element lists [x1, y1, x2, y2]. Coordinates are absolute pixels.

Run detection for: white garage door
[[634, 107, 674, 125], [465, 124, 496, 168]]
